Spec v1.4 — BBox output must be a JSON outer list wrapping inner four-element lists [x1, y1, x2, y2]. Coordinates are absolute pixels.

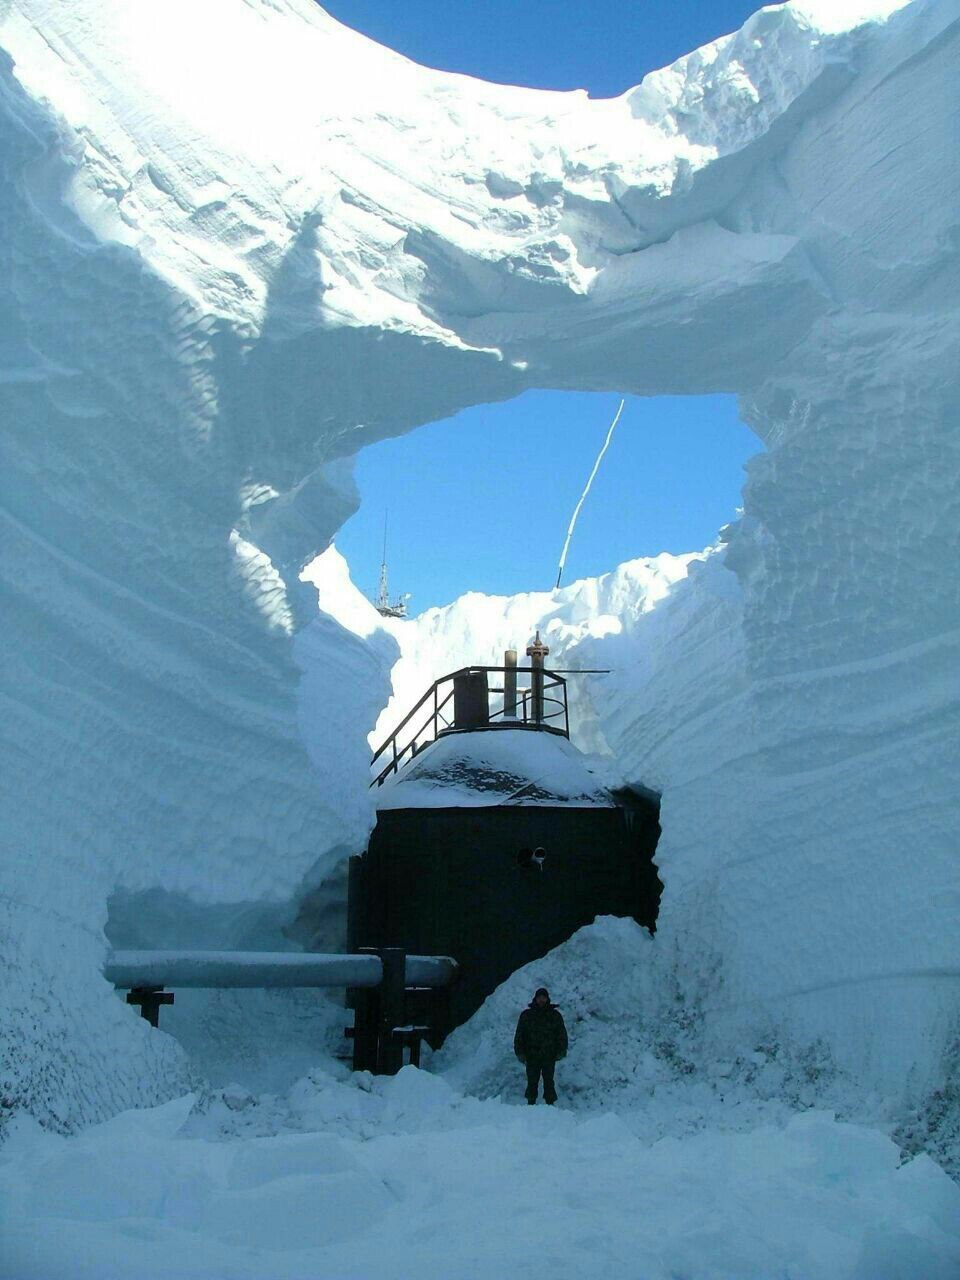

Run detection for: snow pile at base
[[435, 917, 850, 1127], [4, 1075, 960, 1280], [436, 917, 723, 1106]]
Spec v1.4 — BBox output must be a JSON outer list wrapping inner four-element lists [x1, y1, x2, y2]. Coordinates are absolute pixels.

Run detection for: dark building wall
[[354, 800, 661, 1035]]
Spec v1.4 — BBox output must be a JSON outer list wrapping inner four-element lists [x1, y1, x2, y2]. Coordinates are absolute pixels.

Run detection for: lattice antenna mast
[[377, 511, 390, 611], [374, 510, 408, 618]]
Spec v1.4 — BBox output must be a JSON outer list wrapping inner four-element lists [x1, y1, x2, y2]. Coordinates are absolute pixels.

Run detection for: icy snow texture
[[0, 0, 958, 1131]]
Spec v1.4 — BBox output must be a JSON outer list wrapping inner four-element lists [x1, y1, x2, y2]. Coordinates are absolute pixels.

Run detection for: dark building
[[347, 657, 662, 1068]]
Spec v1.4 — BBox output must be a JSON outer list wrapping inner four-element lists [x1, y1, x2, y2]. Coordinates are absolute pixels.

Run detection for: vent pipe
[[526, 631, 550, 724], [504, 649, 517, 718]]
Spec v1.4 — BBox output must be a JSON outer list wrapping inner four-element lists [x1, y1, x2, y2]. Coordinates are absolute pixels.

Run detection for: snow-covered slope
[[0, 0, 957, 1134]]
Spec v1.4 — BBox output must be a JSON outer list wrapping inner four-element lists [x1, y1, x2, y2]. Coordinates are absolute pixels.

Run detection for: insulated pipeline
[[104, 950, 457, 990]]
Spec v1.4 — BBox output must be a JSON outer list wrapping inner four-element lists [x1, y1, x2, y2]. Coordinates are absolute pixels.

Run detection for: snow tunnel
[[1, 0, 957, 1134]]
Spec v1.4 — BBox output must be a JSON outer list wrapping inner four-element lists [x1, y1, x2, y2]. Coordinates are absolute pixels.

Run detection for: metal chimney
[[452, 670, 489, 729], [526, 630, 550, 724], [503, 649, 518, 719]]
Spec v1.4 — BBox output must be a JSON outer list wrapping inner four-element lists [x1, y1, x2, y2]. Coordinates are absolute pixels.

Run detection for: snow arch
[[0, 0, 957, 1126]]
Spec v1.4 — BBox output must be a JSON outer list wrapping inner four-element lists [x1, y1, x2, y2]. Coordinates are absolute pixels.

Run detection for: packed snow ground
[[6, 1091, 959, 1280], [4, 921, 960, 1280]]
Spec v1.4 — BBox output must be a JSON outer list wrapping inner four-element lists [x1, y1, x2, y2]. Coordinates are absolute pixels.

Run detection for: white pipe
[[104, 950, 457, 990]]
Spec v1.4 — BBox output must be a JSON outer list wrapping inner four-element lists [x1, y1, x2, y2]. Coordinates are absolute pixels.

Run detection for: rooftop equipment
[[370, 642, 607, 786]]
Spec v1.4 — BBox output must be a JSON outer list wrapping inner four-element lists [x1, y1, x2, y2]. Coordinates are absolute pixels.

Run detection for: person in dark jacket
[[514, 987, 568, 1104]]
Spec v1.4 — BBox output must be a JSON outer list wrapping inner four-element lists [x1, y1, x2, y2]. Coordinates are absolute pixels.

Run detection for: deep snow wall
[[0, 0, 957, 1127]]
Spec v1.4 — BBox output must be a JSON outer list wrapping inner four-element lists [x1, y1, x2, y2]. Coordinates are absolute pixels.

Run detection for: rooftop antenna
[[374, 510, 408, 619], [554, 398, 625, 591], [378, 511, 388, 605]]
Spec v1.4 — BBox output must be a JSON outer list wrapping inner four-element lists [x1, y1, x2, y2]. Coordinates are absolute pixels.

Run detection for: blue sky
[[341, 394, 759, 610], [321, 1, 771, 97], [322, 0, 767, 611]]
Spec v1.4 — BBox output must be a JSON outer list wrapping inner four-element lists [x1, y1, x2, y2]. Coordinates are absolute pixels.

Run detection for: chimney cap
[[526, 629, 550, 659]]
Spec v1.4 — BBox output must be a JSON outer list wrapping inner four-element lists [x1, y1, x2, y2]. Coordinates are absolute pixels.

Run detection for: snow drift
[[0, 0, 957, 1139]]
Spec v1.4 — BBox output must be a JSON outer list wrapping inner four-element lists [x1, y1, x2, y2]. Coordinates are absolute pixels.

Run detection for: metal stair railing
[[370, 665, 570, 787]]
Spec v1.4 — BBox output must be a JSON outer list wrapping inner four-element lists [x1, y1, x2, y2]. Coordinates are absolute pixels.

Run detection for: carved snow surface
[[0, 0, 957, 1141]]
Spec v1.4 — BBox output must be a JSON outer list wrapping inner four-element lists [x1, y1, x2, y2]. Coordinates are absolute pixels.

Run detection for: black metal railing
[[370, 665, 570, 787]]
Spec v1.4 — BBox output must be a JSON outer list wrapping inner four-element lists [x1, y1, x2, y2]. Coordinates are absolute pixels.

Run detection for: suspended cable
[[554, 398, 625, 590]]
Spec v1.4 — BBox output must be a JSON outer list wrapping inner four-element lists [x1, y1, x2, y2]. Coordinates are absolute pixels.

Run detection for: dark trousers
[[524, 1056, 557, 1104]]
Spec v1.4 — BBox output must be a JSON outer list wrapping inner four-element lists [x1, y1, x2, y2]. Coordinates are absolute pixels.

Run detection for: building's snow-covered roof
[[375, 728, 615, 810]]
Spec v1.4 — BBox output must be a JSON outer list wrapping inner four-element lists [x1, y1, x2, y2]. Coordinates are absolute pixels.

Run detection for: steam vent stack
[[349, 644, 662, 1058]]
